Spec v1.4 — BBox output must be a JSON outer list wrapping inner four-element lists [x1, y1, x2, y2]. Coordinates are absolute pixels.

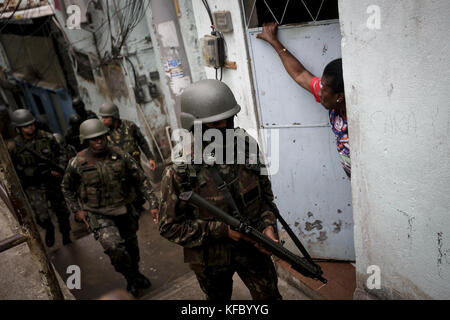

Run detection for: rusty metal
[[0, 135, 64, 300], [0, 233, 28, 253]]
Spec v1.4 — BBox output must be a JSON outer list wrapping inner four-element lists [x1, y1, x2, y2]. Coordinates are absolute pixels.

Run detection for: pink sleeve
[[310, 77, 322, 103]]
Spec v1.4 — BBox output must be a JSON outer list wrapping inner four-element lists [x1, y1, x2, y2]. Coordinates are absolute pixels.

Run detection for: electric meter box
[[213, 11, 233, 33], [201, 35, 226, 68]]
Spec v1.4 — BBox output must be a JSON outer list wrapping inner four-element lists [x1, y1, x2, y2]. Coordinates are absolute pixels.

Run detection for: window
[[244, 0, 339, 29], [74, 51, 95, 83]]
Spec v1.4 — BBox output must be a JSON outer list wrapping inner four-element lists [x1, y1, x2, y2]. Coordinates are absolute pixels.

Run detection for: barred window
[[244, 0, 339, 29]]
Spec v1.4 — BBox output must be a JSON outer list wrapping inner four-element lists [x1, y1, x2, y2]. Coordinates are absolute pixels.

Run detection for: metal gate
[[247, 20, 355, 261], [19, 80, 74, 135]]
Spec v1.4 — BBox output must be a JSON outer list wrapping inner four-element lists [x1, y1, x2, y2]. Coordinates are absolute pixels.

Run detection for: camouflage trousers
[[87, 210, 140, 279], [190, 242, 282, 301], [26, 185, 71, 234]]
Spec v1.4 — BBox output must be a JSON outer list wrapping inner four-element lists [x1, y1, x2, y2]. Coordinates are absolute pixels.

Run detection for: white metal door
[[248, 21, 355, 261]]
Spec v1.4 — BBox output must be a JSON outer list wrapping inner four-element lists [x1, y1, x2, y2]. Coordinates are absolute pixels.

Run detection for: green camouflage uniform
[[106, 119, 154, 164], [106, 119, 155, 211], [9, 130, 71, 235], [159, 129, 282, 301], [62, 146, 158, 281]]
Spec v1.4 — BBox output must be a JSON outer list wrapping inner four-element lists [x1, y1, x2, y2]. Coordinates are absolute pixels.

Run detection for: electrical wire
[[0, 0, 24, 33], [201, 0, 215, 32]]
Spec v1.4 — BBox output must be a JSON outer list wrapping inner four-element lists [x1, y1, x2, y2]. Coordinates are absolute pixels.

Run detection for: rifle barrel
[[180, 191, 327, 284]]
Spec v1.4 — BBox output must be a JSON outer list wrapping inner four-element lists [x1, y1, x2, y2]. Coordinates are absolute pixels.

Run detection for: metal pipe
[[0, 233, 28, 253]]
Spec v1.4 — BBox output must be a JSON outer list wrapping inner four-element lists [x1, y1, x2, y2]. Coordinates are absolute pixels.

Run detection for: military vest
[[107, 120, 140, 161], [75, 147, 131, 211], [173, 128, 265, 266], [13, 131, 57, 184]]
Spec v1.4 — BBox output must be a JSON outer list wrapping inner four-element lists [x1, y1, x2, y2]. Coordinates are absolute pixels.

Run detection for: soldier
[[159, 80, 282, 301], [64, 113, 86, 152], [99, 102, 156, 171], [53, 132, 77, 163], [61, 119, 159, 297], [72, 97, 98, 122], [99, 102, 157, 213], [8, 109, 72, 247]]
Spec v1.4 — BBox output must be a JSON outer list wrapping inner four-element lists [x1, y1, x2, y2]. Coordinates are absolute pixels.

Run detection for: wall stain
[[387, 83, 394, 97], [305, 220, 323, 231], [396, 209, 415, 239], [438, 232, 443, 265], [317, 231, 328, 242], [333, 220, 342, 233]]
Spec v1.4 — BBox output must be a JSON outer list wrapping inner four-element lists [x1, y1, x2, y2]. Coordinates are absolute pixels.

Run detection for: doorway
[[243, 0, 354, 262]]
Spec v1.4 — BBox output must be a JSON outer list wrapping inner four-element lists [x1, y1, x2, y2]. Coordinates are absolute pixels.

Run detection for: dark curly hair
[[323, 58, 344, 94]]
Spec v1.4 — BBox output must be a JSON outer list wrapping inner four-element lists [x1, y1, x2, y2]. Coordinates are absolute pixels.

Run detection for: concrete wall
[[52, 1, 171, 158], [189, 0, 259, 131], [339, 0, 450, 299]]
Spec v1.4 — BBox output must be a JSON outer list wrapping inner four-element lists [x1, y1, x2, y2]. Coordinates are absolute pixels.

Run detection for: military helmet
[[72, 97, 84, 107], [79, 119, 109, 144], [11, 109, 36, 128], [99, 102, 120, 119], [69, 113, 82, 126], [180, 79, 241, 130]]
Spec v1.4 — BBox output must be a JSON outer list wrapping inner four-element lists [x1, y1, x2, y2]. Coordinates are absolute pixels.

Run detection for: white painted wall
[[190, 0, 259, 131], [339, 0, 450, 299], [51, 2, 171, 158]]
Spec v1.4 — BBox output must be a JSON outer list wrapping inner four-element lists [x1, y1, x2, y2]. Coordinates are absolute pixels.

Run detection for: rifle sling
[[15, 141, 64, 173], [207, 166, 241, 218], [208, 165, 317, 266]]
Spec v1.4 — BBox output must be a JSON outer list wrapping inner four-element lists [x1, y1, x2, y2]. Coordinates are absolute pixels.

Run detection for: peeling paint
[[305, 220, 323, 231]]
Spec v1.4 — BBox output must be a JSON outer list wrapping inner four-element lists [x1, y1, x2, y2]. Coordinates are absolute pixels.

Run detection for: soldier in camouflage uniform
[[8, 109, 72, 247], [61, 119, 159, 297], [99, 102, 157, 213], [64, 113, 86, 153], [72, 97, 98, 122], [99, 102, 156, 170], [159, 80, 282, 301]]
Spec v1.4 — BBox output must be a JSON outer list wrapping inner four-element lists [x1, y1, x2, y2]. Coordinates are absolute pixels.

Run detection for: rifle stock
[[179, 191, 327, 284]]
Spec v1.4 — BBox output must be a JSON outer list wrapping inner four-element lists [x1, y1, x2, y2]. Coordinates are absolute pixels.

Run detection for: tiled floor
[[277, 259, 356, 300]]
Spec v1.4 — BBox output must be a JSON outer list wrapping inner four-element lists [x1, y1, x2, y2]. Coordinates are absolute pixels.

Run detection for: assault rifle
[[179, 191, 327, 284], [15, 141, 66, 175]]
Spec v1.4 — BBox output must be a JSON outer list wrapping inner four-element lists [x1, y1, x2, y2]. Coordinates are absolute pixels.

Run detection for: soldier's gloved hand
[[76, 211, 90, 230], [149, 160, 156, 172], [151, 208, 159, 224]]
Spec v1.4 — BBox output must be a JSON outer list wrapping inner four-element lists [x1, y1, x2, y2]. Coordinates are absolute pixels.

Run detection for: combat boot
[[126, 275, 140, 298], [135, 271, 151, 289]]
